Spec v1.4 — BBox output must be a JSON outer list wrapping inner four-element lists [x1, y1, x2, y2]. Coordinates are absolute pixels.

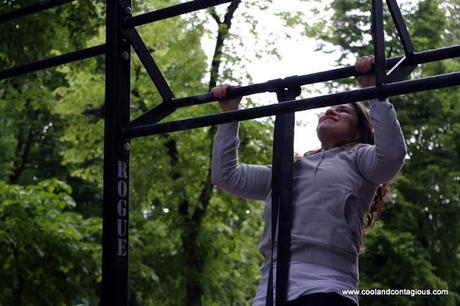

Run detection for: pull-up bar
[[127, 44, 460, 128], [124, 70, 460, 138]]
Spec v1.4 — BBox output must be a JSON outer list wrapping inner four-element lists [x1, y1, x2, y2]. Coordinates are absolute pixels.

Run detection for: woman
[[211, 56, 406, 306]]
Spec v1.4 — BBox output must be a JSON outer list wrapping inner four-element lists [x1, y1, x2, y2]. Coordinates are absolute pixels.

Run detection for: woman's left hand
[[355, 55, 376, 87]]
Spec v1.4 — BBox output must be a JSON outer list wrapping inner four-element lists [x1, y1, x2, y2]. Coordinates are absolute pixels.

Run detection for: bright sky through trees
[[202, 0, 419, 153]]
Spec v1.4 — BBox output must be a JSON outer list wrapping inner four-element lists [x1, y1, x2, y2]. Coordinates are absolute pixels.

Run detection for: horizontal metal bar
[[0, 44, 106, 80], [127, 81, 269, 128], [128, 44, 460, 127], [0, 0, 75, 23], [127, 60, 404, 129], [123, 71, 460, 138], [123, 0, 233, 28], [279, 44, 459, 87], [412, 45, 460, 63]]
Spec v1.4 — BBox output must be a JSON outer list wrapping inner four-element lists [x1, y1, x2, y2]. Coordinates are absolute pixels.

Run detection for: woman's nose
[[325, 108, 336, 116]]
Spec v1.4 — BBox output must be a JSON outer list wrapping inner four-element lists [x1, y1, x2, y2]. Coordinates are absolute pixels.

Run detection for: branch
[[208, 7, 221, 24], [207, 0, 242, 89], [223, 0, 241, 28]]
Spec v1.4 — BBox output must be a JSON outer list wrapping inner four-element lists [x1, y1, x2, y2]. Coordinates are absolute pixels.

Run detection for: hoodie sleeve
[[211, 122, 272, 201], [356, 99, 407, 185]]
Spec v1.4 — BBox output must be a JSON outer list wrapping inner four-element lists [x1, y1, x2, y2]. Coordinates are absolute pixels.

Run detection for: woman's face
[[316, 104, 359, 149]]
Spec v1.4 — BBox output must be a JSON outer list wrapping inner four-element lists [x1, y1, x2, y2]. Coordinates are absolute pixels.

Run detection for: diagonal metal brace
[[127, 102, 176, 128], [385, 0, 417, 82], [386, 0, 415, 57], [123, 27, 175, 102]]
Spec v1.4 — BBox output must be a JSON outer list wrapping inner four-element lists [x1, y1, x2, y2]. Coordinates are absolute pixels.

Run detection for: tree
[[0, 1, 105, 304], [0, 0, 104, 185]]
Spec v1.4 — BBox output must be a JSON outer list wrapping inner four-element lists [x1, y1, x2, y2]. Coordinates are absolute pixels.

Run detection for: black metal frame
[[0, 45, 105, 80], [1, 1, 459, 305], [101, 0, 131, 304]]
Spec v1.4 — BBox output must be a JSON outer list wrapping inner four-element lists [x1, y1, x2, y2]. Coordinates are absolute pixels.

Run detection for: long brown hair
[[298, 102, 390, 230]]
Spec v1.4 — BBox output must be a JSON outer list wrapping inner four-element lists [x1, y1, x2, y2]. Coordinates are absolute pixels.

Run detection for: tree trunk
[[179, 1, 241, 305], [9, 120, 34, 184]]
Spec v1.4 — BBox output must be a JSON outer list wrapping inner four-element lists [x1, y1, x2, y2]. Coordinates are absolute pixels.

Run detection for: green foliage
[[0, 1, 103, 66], [0, 179, 101, 305], [360, 222, 455, 306], [0, 0, 105, 186]]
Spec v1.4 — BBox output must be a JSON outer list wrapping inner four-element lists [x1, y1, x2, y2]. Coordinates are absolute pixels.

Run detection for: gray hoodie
[[211, 99, 406, 282]]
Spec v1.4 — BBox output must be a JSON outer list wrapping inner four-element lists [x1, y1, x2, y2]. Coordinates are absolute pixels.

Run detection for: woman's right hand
[[211, 84, 242, 112], [355, 56, 376, 87]]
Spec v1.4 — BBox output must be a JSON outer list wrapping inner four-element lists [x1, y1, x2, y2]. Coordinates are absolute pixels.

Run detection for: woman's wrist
[[222, 105, 240, 112]]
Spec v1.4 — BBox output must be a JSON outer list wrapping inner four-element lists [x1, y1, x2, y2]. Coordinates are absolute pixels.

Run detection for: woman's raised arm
[[354, 56, 407, 185], [211, 85, 271, 200]]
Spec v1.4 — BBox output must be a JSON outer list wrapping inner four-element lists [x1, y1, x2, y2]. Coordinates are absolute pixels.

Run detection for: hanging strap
[[266, 86, 300, 306]]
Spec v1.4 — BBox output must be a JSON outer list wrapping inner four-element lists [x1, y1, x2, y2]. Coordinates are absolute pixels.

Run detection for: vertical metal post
[[372, 0, 386, 99], [102, 0, 131, 305], [266, 85, 301, 306]]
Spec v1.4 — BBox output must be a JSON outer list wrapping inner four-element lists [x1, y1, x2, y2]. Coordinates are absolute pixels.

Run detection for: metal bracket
[[386, 56, 417, 82]]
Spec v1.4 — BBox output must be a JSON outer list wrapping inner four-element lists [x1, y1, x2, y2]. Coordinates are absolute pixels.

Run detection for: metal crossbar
[[0, 0, 75, 23], [1, 0, 460, 305], [0, 45, 106, 80], [123, 0, 233, 28]]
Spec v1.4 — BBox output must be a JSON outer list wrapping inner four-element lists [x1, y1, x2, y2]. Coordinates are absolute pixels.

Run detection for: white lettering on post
[[118, 160, 128, 179], [117, 219, 127, 236], [116, 160, 128, 256], [117, 199, 127, 217], [117, 238, 127, 257], [117, 180, 127, 197]]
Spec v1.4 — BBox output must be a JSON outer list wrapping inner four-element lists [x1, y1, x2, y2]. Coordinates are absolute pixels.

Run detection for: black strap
[[266, 86, 300, 306]]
